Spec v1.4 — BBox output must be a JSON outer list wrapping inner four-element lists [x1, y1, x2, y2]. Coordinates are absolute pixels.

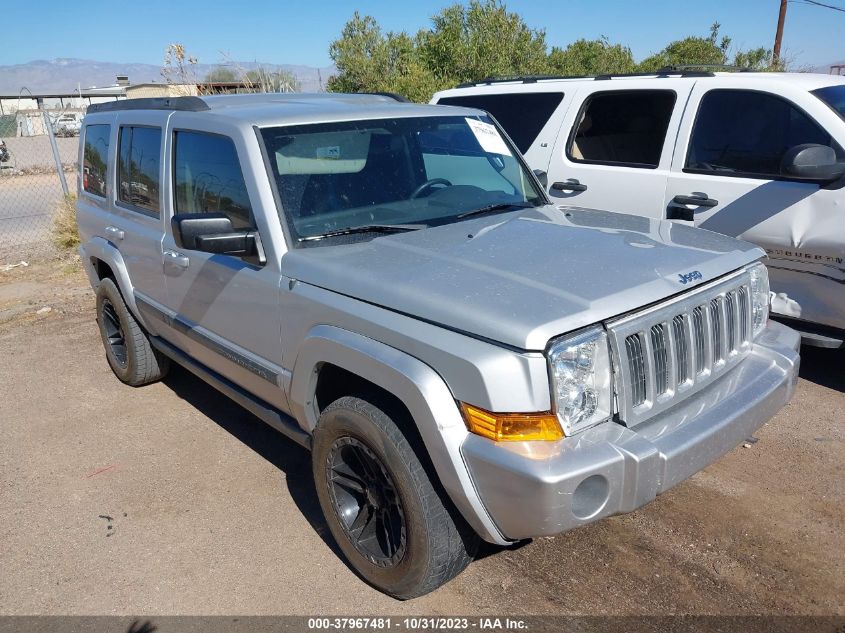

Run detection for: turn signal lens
[[460, 403, 564, 442]]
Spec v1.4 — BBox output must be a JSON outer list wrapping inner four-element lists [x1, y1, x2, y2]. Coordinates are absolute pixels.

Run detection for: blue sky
[[5, 0, 843, 69]]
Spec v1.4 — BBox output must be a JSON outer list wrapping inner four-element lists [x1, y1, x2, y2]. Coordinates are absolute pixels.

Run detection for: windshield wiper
[[298, 223, 426, 242], [456, 202, 535, 220]]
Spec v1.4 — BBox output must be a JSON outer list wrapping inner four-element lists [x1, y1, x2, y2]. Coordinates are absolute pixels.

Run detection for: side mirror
[[780, 144, 845, 183], [533, 169, 548, 188], [171, 213, 261, 260]]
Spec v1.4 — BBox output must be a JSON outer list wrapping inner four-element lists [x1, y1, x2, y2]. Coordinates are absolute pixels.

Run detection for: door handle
[[671, 194, 718, 208], [163, 250, 190, 269], [551, 179, 588, 193], [104, 225, 124, 241]]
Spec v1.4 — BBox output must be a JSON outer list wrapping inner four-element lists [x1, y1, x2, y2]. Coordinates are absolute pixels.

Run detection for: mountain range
[[0, 58, 336, 95]]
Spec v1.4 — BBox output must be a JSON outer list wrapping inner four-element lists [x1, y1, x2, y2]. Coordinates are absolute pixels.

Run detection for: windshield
[[813, 85, 845, 122], [260, 115, 545, 243]]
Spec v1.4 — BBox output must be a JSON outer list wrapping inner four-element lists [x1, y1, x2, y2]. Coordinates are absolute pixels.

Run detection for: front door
[[664, 84, 845, 331], [159, 125, 288, 411]]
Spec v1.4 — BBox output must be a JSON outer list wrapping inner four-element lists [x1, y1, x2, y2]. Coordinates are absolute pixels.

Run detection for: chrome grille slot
[[625, 333, 647, 407], [738, 285, 750, 343], [710, 297, 723, 363], [672, 315, 688, 385], [726, 291, 736, 352], [651, 324, 669, 396], [608, 270, 754, 427], [692, 306, 705, 374]]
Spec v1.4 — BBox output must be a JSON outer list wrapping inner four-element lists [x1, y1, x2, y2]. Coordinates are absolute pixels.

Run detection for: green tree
[[328, 1, 549, 102], [205, 67, 237, 82], [546, 37, 636, 75], [415, 0, 549, 85], [327, 13, 439, 102], [638, 23, 730, 71]]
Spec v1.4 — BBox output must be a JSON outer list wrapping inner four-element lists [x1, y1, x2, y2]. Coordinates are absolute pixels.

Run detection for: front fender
[[289, 325, 508, 545]]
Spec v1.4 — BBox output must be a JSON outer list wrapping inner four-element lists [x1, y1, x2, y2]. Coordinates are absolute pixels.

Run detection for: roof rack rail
[[455, 65, 756, 88], [86, 96, 210, 114], [660, 64, 753, 72]]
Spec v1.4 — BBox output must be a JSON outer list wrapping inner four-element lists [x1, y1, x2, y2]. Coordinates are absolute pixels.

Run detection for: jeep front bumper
[[460, 320, 800, 541]]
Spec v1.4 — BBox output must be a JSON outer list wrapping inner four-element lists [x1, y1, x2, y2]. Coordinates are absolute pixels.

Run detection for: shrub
[[52, 193, 79, 251]]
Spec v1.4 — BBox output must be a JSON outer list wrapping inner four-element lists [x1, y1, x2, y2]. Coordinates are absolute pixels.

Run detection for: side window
[[82, 124, 110, 197], [686, 89, 845, 178], [173, 131, 252, 229], [118, 125, 161, 215], [568, 90, 677, 168], [436, 92, 564, 154]]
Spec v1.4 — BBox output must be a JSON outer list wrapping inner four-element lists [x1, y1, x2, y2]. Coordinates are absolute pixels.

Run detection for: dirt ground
[[0, 261, 843, 616]]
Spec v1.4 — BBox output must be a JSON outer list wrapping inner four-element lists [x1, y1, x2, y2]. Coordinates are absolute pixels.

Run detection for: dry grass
[[51, 193, 79, 251]]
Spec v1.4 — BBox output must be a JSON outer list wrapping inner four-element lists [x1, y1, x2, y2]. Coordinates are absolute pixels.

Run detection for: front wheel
[[312, 395, 477, 599]]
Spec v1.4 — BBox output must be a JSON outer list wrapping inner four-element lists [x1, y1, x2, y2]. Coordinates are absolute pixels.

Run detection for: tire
[[95, 277, 169, 386], [312, 395, 478, 599]]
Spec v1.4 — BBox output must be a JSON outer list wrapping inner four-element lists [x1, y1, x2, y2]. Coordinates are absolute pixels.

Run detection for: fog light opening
[[571, 474, 610, 520]]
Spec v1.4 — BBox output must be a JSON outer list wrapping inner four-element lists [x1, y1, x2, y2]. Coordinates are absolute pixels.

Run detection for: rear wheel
[[95, 278, 169, 386], [312, 395, 477, 599]]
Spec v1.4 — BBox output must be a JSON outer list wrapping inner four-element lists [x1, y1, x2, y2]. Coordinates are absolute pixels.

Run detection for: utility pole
[[773, 0, 788, 65]]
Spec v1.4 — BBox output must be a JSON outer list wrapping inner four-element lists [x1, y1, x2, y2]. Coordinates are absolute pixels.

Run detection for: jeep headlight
[[547, 326, 612, 436], [749, 262, 770, 337]]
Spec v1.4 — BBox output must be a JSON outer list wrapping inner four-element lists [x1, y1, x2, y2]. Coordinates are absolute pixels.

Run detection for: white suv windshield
[[260, 115, 545, 243]]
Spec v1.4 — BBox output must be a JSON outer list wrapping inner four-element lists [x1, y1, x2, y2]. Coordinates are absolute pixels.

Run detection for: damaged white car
[[433, 70, 845, 348]]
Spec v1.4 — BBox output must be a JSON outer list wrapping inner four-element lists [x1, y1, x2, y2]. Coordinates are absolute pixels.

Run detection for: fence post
[[42, 111, 68, 195]]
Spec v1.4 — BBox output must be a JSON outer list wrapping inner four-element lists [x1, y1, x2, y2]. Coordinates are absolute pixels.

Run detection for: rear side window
[[813, 85, 845, 121], [82, 124, 110, 197], [437, 92, 564, 153], [118, 126, 161, 215], [686, 89, 845, 178], [173, 131, 252, 228], [568, 90, 676, 168]]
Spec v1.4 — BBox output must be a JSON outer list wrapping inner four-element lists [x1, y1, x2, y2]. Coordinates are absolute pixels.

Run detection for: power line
[[791, 0, 845, 13]]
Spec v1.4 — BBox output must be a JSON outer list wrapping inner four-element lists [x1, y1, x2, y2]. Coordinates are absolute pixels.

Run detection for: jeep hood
[[282, 206, 763, 351]]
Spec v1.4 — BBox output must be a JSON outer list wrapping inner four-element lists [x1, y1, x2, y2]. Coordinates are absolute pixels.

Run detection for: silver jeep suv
[[76, 93, 799, 599]]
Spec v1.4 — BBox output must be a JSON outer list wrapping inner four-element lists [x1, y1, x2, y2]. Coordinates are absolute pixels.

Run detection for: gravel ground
[[0, 263, 842, 616]]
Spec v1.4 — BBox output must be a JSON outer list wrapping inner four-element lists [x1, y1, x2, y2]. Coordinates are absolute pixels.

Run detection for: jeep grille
[[608, 270, 753, 426]]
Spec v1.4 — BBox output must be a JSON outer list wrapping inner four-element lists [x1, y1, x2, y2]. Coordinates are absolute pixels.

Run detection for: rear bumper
[[461, 321, 800, 541]]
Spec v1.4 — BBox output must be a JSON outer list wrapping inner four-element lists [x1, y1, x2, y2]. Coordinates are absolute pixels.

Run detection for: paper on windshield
[[465, 118, 512, 156]]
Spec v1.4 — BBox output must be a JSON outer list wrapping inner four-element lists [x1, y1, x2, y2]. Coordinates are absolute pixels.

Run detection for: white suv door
[[546, 81, 693, 217], [664, 83, 845, 334]]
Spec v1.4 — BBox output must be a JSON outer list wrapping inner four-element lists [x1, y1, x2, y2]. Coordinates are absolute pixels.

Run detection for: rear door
[[664, 82, 845, 331], [111, 114, 169, 308], [158, 119, 288, 411], [546, 80, 694, 217]]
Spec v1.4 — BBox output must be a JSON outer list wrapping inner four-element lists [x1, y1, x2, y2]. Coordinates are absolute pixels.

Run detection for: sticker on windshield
[[316, 146, 341, 159], [465, 118, 512, 156]]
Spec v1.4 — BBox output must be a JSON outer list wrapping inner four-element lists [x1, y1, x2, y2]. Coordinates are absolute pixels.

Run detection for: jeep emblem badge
[[678, 270, 703, 285]]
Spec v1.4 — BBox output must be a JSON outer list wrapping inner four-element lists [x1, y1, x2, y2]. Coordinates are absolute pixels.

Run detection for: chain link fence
[[0, 114, 78, 263]]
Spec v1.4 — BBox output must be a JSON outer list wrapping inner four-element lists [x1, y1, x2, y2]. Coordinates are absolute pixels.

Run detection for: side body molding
[[79, 237, 152, 331], [288, 325, 509, 545]]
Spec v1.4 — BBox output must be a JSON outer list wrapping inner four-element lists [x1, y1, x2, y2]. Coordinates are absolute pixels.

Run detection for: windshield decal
[[465, 118, 512, 156]]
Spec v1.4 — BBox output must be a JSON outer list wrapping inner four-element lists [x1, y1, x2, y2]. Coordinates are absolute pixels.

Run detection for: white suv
[[433, 70, 845, 348]]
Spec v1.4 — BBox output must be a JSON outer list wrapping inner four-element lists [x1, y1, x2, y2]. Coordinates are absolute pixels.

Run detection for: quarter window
[[686, 89, 845, 178], [173, 131, 252, 228], [437, 92, 564, 154], [568, 90, 676, 168], [82, 124, 110, 197], [118, 126, 162, 215]]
